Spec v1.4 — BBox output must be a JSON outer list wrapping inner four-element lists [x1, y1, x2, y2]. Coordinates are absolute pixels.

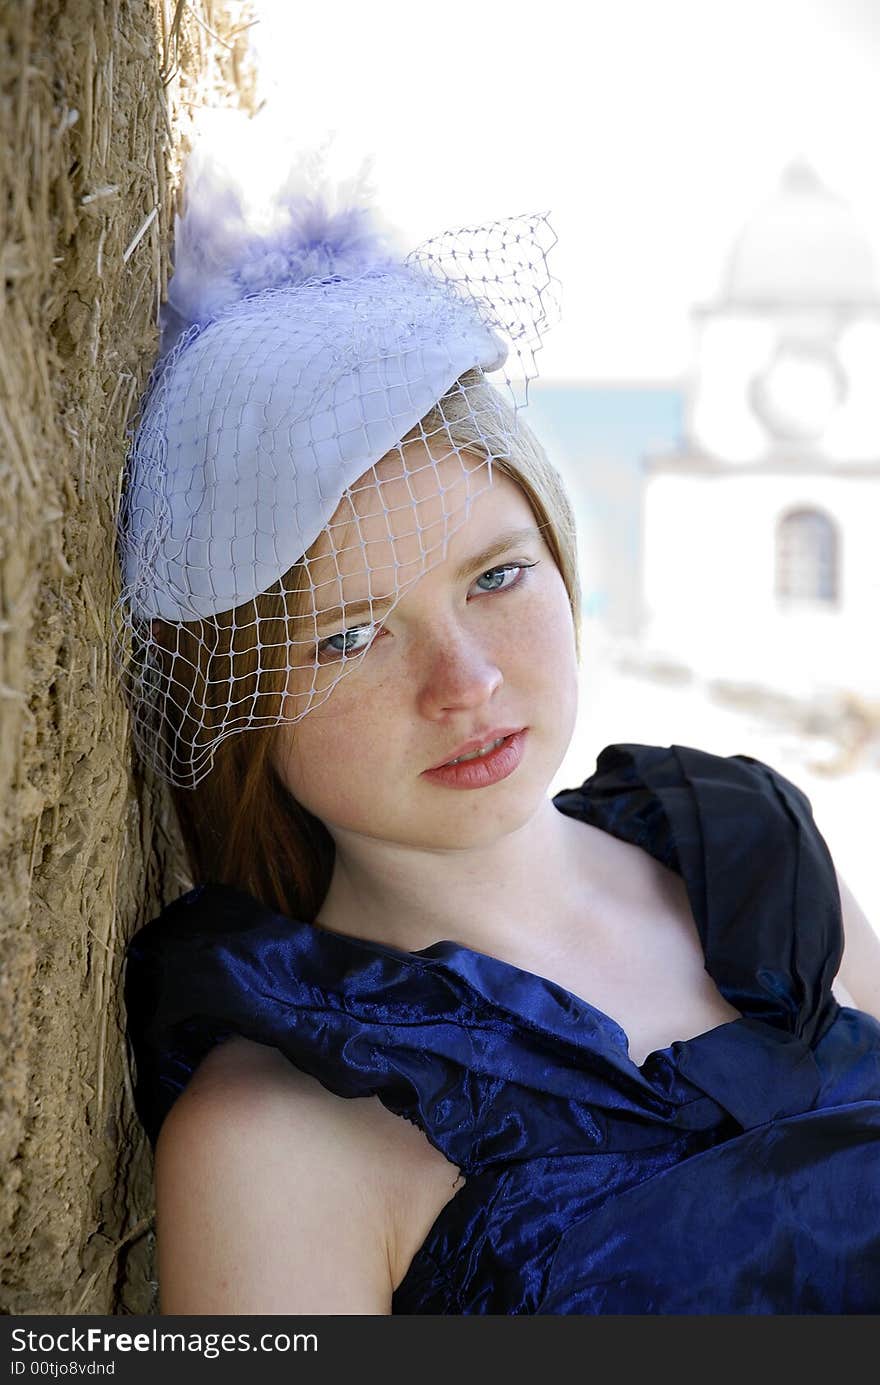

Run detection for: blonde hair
[[161, 369, 582, 919]]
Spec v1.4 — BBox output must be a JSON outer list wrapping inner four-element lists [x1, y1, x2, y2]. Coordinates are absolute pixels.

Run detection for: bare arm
[[153, 1038, 395, 1314], [834, 866, 880, 1025]]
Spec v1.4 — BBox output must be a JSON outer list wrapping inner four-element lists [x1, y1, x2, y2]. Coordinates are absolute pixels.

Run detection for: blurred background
[[242, 0, 880, 927]]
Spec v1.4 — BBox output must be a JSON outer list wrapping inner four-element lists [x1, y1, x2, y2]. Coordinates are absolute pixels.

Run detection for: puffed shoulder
[[555, 742, 841, 1041]]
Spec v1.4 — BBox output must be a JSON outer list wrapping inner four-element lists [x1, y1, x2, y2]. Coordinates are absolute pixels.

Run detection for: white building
[[640, 158, 880, 698]]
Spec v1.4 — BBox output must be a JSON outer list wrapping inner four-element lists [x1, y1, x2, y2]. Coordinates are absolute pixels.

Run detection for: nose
[[414, 622, 504, 720]]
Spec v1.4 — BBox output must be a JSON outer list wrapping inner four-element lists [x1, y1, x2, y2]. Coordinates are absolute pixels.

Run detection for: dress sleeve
[[668, 744, 843, 1047]]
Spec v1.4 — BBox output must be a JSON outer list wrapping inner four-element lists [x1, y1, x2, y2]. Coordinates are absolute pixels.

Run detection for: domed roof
[[723, 158, 880, 307]]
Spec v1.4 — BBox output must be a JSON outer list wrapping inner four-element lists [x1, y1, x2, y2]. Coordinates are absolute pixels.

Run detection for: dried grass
[[0, 0, 259, 1314]]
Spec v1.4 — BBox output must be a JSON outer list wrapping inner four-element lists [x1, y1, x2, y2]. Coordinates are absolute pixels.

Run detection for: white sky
[[244, 0, 880, 380]]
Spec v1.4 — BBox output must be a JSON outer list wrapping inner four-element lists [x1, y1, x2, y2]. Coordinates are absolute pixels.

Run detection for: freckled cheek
[[288, 701, 394, 806], [503, 586, 576, 674]]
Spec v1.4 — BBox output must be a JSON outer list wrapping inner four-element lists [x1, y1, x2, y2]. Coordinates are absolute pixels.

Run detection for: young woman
[[117, 126, 880, 1315]]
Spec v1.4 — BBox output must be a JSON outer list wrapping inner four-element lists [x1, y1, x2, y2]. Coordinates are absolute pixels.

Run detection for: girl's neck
[[313, 793, 596, 963]]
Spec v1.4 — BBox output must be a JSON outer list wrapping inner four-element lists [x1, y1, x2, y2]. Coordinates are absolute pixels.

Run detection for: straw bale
[[0, 0, 259, 1314]]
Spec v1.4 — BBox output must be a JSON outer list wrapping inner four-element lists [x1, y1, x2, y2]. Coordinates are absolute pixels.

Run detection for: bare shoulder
[[154, 1035, 405, 1313]]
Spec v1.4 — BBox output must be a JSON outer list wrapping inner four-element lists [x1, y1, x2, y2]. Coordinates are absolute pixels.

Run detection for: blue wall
[[520, 383, 685, 634]]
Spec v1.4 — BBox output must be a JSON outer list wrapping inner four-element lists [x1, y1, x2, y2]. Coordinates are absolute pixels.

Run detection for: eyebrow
[[313, 525, 543, 632]]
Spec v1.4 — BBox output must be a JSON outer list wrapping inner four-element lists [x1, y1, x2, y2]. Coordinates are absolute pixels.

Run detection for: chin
[[424, 779, 550, 843]]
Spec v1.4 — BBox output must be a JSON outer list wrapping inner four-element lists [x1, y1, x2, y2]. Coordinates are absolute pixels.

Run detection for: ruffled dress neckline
[[125, 742, 842, 1154]]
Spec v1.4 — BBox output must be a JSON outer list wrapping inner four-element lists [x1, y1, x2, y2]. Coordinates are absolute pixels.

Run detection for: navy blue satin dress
[[124, 742, 880, 1313]]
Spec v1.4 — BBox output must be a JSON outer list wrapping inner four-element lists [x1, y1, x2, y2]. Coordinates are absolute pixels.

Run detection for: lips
[[426, 727, 524, 772]]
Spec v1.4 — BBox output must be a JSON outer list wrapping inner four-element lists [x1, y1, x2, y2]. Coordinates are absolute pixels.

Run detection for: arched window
[[775, 507, 839, 604]]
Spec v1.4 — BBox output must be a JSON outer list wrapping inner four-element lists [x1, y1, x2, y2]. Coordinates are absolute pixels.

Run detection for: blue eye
[[473, 562, 536, 593], [317, 623, 379, 660]]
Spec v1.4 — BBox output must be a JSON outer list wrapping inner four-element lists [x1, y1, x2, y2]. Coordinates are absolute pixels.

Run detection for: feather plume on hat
[[157, 109, 405, 362]]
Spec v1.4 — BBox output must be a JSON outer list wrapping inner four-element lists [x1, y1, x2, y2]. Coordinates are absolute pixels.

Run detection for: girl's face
[[271, 441, 580, 851]]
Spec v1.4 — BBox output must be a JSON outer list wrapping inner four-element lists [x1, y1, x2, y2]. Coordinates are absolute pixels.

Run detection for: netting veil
[[111, 117, 560, 790]]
